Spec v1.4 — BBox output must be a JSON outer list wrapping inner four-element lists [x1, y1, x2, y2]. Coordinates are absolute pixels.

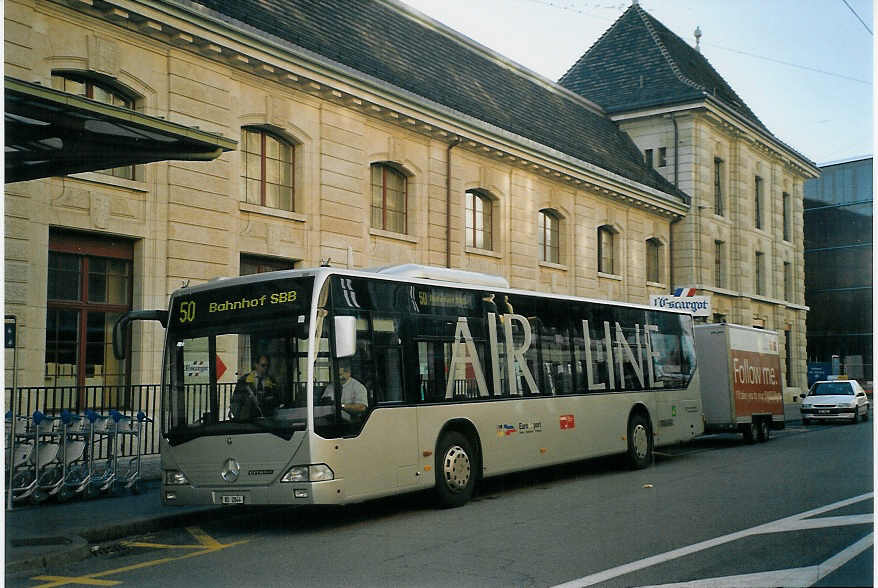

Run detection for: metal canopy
[[4, 77, 237, 183]]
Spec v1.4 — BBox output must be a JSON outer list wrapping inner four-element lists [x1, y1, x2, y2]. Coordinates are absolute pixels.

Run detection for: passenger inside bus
[[321, 359, 369, 422], [230, 354, 280, 420]]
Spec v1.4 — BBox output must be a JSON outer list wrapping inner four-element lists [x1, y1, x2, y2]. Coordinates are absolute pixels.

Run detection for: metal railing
[[5, 385, 161, 457]]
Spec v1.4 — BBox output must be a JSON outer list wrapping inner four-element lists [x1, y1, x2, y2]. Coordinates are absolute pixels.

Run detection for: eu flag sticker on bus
[[497, 424, 516, 437], [560, 414, 575, 430]]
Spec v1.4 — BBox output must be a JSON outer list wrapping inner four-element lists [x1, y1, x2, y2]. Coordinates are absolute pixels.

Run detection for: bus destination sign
[[171, 276, 313, 330]]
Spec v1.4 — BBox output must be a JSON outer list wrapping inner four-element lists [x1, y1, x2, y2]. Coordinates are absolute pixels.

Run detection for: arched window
[[598, 225, 615, 274], [538, 209, 560, 264], [52, 72, 135, 179], [241, 127, 295, 211], [465, 190, 493, 250], [371, 163, 407, 233], [646, 238, 662, 283]]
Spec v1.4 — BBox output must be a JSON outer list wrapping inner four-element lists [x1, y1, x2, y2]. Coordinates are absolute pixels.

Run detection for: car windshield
[[810, 382, 854, 396]]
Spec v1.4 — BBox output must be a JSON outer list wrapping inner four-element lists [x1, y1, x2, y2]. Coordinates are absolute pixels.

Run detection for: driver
[[321, 359, 368, 422], [230, 354, 279, 420]]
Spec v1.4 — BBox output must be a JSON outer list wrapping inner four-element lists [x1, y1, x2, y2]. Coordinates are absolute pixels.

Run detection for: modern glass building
[[803, 157, 873, 385]]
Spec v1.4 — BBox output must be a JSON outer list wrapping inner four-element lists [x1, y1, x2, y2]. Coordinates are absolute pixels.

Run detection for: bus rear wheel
[[626, 413, 653, 470], [435, 431, 476, 508]]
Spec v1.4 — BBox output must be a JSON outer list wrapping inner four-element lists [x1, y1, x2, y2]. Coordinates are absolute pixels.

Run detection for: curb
[[5, 506, 226, 577], [5, 536, 91, 577]]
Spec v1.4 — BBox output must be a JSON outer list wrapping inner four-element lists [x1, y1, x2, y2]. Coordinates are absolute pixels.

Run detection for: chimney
[[694, 26, 702, 52]]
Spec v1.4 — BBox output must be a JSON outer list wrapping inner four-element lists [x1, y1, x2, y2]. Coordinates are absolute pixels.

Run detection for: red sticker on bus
[[560, 414, 575, 429]]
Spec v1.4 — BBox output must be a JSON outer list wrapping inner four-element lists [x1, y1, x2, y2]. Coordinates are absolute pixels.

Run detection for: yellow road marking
[[120, 541, 207, 550], [28, 527, 250, 588], [185, 526, 223, 549], [30, 578, 120, 587]]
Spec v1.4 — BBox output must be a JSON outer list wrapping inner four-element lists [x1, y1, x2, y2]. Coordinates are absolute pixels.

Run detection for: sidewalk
[[4, 455, 223, 577]]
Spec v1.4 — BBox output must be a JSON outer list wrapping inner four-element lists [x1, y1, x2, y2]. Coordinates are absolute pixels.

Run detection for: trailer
[[694, 324, 784, 442]]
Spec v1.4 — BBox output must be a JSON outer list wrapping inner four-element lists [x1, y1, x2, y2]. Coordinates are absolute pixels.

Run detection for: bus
[[115, 264, 702, 508]]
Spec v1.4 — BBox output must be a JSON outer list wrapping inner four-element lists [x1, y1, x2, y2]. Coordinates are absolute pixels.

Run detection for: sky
[[400, 0, 874, 166]]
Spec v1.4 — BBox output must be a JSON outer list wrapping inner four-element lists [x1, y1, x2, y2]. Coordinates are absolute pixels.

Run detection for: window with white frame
[[714, 240, 724, 288], [646, 238, 662, 283], [755, 176, 764, 229], [598, 225, 615, 274], [755, 251, 765, 295], [657, 147, 667, 168], [782, 192, 791, 241], [783, 261, 792, 301], [371, 163, 407, 234], [538, 209, 560, 264], [241, 127, 295, 211], [465, 190, 493, 250]]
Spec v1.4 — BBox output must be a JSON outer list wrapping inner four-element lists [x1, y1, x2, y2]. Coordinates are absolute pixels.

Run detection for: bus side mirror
[[334, 316, 357, 358], [112, 310, 169, 360]]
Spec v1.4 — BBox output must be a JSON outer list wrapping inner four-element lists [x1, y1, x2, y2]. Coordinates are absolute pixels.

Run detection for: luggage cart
[[7, 411, 55, 503], [56, 410, 90, 502], [6, 412, 38, 503], [31, 412, 68, 504], [84, 410, 116, 498], [110, 410, 152, 494]]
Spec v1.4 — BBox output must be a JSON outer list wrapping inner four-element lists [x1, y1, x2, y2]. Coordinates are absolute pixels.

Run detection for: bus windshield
[[162, 275, 315, 444]]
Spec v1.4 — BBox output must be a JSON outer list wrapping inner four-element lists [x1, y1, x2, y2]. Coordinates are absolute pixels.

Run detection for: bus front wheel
[[435, 431, 476, 508], [626, 413, 653, 470]]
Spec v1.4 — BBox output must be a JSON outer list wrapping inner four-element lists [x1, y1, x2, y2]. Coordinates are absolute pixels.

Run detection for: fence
[[5, 384, 161, 457]]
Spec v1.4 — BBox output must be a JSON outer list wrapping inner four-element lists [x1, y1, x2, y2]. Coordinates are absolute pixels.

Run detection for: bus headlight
[[281, 464, 334, 482], [165, 470, 189, 485], [309, 464, 334, 481]]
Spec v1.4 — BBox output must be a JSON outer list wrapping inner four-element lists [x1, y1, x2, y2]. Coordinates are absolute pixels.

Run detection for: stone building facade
[[559, 4, 819, 396], [5, 0, 690, 389]]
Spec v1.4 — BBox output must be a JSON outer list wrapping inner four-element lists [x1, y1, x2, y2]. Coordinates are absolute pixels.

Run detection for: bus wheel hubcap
[[443, 445, 471, 492], [632, 424, 648, 458]]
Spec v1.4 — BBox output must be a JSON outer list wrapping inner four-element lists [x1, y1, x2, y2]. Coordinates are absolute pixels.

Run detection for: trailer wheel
[[435, 431, 476, 508], [741, 423, 755, 444], [756, 418, 770, 442], [626, 412, 653, 469]]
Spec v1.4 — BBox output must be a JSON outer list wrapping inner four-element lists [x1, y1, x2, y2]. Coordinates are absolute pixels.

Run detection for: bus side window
[[372, 314, 403, 403], [536, 301, 574, 396], [351, 315, 373, 404], [416, 340, 446, 402]]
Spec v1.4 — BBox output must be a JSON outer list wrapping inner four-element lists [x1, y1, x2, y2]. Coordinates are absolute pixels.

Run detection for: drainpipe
[[668, 114, 680, 292], [671, 114, 679, 188], [670, 215, 681, 292], [446, 137, 461, 268]]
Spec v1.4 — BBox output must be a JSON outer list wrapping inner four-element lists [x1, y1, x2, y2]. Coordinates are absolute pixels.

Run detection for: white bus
[[116, 264, 702, 508]]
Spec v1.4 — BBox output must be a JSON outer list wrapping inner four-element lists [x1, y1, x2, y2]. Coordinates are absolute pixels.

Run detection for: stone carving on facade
[[267, 224, 283, 255], [87, 35, 119, 78], [91, 193, 111, 228], [53, 185, 91, 211]]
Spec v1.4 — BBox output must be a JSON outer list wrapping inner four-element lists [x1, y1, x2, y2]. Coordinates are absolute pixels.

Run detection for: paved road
[[7, 420, 872, 587]]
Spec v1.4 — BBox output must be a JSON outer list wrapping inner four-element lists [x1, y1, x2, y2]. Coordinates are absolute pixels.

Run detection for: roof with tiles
[[181, 0, 687, 201], [558, 3, 768, 133]]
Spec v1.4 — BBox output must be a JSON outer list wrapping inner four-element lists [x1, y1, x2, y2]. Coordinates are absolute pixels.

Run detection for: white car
[[801, 380, 870, 425]]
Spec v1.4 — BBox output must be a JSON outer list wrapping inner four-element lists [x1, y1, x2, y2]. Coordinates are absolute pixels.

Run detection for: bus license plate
[[221, 495, 244, 504]]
